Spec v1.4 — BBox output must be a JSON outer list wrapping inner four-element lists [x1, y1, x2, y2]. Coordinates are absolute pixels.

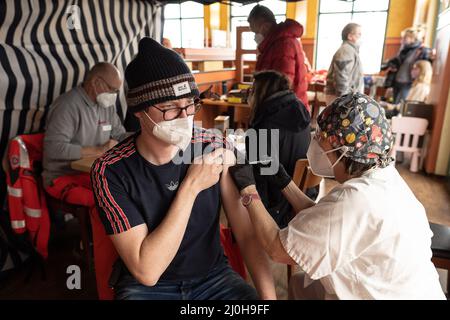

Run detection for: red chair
[[220, 224, 246, 280]]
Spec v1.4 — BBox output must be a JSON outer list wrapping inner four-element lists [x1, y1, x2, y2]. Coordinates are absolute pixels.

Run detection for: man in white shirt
[[229, 92, 445, 300]]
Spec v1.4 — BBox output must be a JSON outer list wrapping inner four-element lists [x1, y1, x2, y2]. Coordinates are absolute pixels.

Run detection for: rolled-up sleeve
[[279, 188, 373, 280], [44, 103, 82, 161]]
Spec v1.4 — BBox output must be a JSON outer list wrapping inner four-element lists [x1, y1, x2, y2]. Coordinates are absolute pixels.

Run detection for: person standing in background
[[248, 5, 309, 112], [382, 27, 433, 104], [325, 23, 364, 105]]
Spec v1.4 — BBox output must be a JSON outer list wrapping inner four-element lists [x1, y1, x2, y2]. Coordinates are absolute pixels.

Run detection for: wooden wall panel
[[383, 37, 402, 61], [424, 8, 450, 174], [302, 38, 315, 68]]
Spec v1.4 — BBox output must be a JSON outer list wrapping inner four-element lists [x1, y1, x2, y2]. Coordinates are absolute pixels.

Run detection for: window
[[316, 0, 390, 74], [163, 1, 204, 48], [230, 0, 287, 50]]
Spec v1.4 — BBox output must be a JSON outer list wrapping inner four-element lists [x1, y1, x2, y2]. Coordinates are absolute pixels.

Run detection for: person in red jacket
[[248, 5, 309, 112]]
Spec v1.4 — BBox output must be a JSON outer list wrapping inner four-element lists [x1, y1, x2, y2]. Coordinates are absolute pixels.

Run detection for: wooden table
[[71, 156, 98, 173], [200, 98, 250, 109], [197, 98, 251, 129]]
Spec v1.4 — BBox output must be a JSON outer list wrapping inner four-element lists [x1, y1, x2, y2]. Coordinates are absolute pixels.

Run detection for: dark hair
[[248, 5, 276, 24], [341, 23, 360, 41], [249, 70, 291, 123], [341, 156, 375, 177]]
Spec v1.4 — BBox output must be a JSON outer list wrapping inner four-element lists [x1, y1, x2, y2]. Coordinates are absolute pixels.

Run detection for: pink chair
[[391, 116, 429, 172]]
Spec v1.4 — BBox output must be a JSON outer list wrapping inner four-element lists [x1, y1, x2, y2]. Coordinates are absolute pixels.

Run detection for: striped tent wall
[[0, 0, 163, 161]]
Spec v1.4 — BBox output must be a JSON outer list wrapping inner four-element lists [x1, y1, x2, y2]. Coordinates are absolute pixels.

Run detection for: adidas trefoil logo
[[166, 180, 179, 191]]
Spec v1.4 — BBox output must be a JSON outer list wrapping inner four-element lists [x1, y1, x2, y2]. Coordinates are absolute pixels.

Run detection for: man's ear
[[94, 76, 102, 88], [134, 111, 143, 119]]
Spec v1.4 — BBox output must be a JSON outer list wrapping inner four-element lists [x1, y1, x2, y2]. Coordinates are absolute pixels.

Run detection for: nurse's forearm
[[241, 186, 281, 257], [281, 181, 316, 214]]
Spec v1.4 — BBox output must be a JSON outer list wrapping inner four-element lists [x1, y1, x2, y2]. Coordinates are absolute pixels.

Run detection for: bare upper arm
[[219, 149, 254, 242], [109, 223, 148, 277]]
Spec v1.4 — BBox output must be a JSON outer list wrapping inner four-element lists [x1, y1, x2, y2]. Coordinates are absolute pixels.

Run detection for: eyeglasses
[[98, 76, 120, 94], [151, 100, 202, 121]]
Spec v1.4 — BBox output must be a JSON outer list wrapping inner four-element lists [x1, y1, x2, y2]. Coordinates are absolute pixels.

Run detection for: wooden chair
[[374, 86, 387, 101], [286, 159, 324, 283], [309, 83, 327, 130], [429, 222, 450, 296], [291, 159, 323, 193]]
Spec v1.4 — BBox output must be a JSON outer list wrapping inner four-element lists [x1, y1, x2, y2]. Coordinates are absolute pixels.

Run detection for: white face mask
[[97, 92, 117, 108], [144, 111, 193, 151], [306, 138, 348, 178], [254, 33, 264, 45]]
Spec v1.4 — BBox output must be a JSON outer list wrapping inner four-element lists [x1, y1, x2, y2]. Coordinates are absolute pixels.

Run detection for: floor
[[0, 218, 97, 299], [0, 162, 448, 300]]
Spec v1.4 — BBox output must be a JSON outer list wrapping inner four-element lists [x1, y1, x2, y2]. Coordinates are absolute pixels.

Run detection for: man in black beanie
[[91, 37, 276, 300]]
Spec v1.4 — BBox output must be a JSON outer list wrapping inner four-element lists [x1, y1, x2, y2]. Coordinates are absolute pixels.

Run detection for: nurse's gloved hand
[[229, 164, 255, 192], [258, 162, 291, 190]]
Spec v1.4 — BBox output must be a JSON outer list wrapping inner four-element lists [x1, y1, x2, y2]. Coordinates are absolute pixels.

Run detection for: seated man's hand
[[229, 164, 255, 193], [186, 148, 224, 194], [81, 139, 119, 158], [258, 162, 291, 190], [102, 139, 118, 152]]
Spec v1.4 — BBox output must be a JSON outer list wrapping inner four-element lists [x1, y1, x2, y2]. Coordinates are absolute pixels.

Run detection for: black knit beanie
[[125, 37, 199, 113]]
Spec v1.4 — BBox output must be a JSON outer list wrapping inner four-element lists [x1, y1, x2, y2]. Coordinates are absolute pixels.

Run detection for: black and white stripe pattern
[[0, 0, 163, 161]]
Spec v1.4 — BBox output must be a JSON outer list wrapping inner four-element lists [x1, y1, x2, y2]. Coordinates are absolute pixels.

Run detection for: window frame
[[163, 1, 205, 48], [229, 1, 287, 49], [315, 0, 390, 73]]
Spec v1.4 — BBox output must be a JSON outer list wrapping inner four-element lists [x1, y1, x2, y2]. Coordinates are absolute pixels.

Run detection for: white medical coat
[[280, 165, 445, 300]]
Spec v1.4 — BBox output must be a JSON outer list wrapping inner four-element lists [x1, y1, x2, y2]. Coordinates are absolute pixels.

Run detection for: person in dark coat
[[382, 27, 432, 104], [245, 70, 311, 228]]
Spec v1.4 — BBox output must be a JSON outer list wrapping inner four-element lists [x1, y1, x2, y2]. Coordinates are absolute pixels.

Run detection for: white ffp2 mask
[[97, 92, 117, 108], [254, 33, 264, 45], [306, 138, 348, 178], [144, 112, 193, 151]]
